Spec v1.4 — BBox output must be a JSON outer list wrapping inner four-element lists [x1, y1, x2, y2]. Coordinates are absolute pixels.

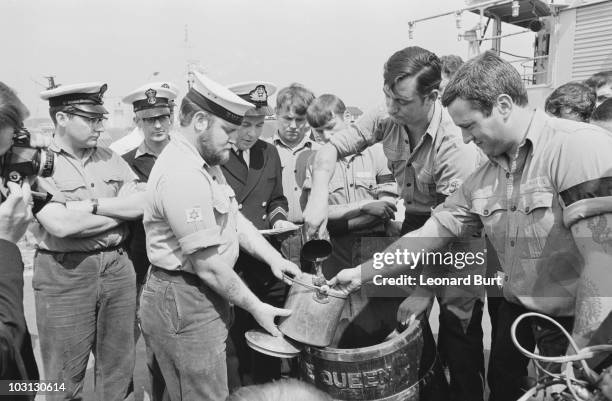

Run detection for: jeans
[[33, 248, 136, 401], [139, 268, 231, 401], [487, 299, 574, 401]]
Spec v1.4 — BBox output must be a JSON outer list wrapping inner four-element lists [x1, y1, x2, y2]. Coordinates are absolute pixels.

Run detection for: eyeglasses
[[67, 113, 107, 126], [142, 115, 171, 125]]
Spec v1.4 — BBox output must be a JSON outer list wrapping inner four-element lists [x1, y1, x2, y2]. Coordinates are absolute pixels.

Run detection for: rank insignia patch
[[185, 207, 204, 223]]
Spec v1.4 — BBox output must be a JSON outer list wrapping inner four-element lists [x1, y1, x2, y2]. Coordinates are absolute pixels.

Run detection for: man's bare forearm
[[570, 213, 612, 347], [310, 144, 339, 201], [70, 216, 124, 238], [191, 253, 262, 314], [360, 217, 454, 283], [347, 214, 382, 231], [96, 192, 146, 220], [36, 203, 122, 238], [329, 201, 364, 220]]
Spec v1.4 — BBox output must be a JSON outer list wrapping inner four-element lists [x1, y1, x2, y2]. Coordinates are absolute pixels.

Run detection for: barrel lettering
[[333, 372, 347, 388], [320, 370, 333, 386], [363, 369, 379, 387], [348, 372, 363, 389]]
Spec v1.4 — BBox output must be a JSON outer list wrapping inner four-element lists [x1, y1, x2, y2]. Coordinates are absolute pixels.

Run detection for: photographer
[[0, 82, 40, 389]]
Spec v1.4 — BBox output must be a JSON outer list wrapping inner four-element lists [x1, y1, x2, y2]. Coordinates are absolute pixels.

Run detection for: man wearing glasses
[[33, 82, 145, 400]]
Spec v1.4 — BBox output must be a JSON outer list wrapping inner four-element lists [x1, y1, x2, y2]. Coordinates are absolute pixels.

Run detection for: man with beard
[[140, 72, 301, 400]]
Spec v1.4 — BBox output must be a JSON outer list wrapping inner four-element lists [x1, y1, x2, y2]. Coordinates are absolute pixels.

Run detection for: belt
[[37, 243, 126, 255], [150, 265, 202, 286]]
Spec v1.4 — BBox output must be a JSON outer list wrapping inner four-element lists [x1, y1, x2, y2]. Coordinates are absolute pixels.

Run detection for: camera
[[1, 127, 55, 184]]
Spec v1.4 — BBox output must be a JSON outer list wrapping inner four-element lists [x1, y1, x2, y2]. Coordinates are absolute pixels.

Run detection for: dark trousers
[[487, 299, 574, 401], [402, 213, 483, 401], [227, 253, 287, 388]]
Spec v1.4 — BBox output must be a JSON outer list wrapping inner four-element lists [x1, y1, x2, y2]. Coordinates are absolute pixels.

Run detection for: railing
[[505, 55, 549, 85]]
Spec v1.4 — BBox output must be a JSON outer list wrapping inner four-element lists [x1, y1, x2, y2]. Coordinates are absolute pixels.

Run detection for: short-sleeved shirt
[[32, 141, 138, 252], [433, 109, 612, 316], [269, 133, 320, 223], [329, 102, 481, 215], [144, 133, 240, 273], [303, 143, 397, 232]]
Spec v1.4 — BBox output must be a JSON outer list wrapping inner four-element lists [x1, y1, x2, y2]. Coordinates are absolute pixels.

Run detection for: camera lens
[[38, 149, 55, 177]]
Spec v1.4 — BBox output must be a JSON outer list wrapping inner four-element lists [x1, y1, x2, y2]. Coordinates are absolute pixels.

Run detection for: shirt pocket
[[470, 195, 507, 240], [517, 191, 554, 256], [213, 184, 238, 217], [102, 174, 125, 196], [415, 167, 437, 197], [355, 174, 376, 194], [56, 179, 88, 201]]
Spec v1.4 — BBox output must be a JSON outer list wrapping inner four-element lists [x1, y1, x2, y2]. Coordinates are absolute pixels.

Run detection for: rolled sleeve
[[432, 181, 482, 238], [178, 226, 223, 254], [554, 129, 612, 227], [158, 170, 225, 255], [371, 143, 398, 198]]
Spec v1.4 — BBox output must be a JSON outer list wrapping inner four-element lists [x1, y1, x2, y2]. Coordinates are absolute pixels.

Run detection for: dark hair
[[591, 98, 612, 122], [584, 70, 612, 90], [440, 55, 464, 78], [178, 95, 213, 127], [383, 46, 441, 97], [306, 94, 346, 129], [275, 83, 315, 115], [441, 51, 529, 116], [48, 106, 76, 125], [544, 82, 595, 122], [0, 82, 29, 130], [228, 379, 331, 401]]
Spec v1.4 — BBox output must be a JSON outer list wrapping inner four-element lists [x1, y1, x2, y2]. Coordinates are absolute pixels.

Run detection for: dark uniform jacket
[[0, 240, 38, 392], [122, 147, 157, 283], [221, 139, 288, 288]]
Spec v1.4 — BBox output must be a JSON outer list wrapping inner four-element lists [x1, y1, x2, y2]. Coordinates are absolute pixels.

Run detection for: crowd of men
[[1, 45, 612, 401]]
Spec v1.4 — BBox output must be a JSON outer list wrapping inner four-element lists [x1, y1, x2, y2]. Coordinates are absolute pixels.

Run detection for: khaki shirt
[[433, 109, 612, 316], [33, 141, 137, 252], [144, 133, 240, 273], [329, 102, 481, 215], [303, 143, 397, 232], [269, 133, 320, 223]]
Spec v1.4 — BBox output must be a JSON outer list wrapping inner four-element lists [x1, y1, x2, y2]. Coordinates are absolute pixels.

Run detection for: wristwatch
[[91, 198, 99, 215]]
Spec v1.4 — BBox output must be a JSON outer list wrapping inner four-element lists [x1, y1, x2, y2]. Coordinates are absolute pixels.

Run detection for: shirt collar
[[273, 131, 314, 150], [49, 137, 95, 161], [424, 101, 443, 141], [171, 132, 210, 168], [487, 108, 541, 169]]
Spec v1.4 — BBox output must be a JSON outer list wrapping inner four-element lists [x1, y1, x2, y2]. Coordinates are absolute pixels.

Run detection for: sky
[[1, 0, 533, 120]]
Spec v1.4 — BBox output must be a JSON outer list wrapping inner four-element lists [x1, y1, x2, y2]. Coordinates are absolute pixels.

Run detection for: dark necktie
[[237, 150, 247, 167]]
